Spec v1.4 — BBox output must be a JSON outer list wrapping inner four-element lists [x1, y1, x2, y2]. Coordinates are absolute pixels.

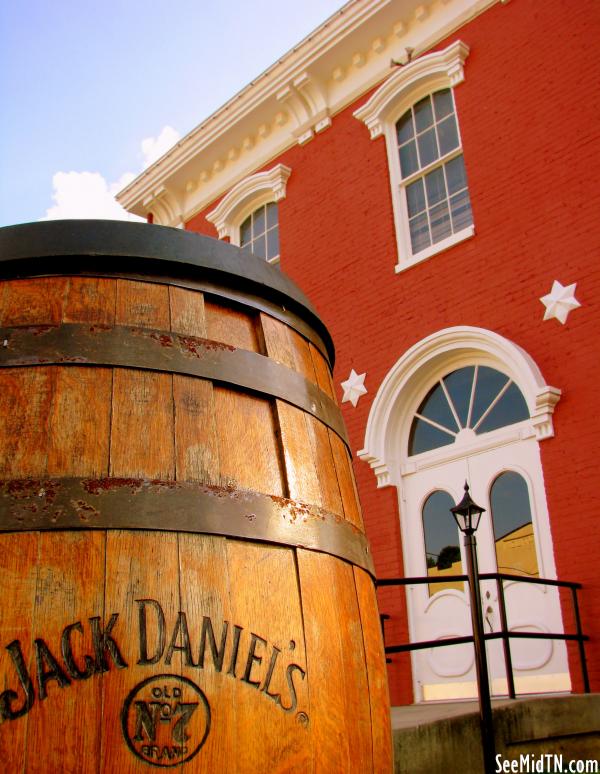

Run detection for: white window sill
[[394, 225, 475, 274]]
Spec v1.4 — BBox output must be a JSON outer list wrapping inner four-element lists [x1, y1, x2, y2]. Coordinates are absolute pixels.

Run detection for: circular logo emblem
[[121, 674, 211, 767]]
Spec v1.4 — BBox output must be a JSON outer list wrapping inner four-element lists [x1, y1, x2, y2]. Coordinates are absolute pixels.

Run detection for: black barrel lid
[[0, 219, 334, 364]]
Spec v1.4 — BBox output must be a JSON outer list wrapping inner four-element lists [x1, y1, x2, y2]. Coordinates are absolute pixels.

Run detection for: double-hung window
[[397, 89, 472, 256], [354, 40, 474, 272]]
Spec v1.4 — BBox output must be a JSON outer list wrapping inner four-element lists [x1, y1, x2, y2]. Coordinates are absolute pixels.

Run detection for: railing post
[[571, 586, 590, 693], [495, 576, 516, 699]]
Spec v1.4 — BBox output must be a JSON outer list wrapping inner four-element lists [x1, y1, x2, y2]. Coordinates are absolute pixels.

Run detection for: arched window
[[397, 89, 473, 256], [206, 164, 290, 265], [490, 471, 539, 578], [354, 40, 474, 272], [240, 201, 280, 262], [409, 365, 530, 456], [422, 490, 463, 595]]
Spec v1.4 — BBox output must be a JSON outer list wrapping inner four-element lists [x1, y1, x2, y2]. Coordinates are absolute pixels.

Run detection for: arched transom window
[[409, 365, 529, 456]]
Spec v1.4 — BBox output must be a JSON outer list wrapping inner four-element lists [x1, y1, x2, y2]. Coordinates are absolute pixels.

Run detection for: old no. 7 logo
[[121, 674, 211, 767]]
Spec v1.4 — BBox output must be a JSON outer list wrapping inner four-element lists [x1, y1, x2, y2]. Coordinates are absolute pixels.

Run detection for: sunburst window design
[[409, 366, 530, 456]]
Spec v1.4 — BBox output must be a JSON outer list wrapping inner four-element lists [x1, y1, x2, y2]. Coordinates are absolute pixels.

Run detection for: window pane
[[409, 418, 454, 455], [477, 382, 529, 434], [449, 190, 473, 232], [406, 178, 426, 217], [423, 490, 463, 595], [240, 216, 252, 246], [445, 154, 468, 196], [266, 227, 279, 260], [429, 201, 452, 243], [266, 201, 278, 229], [433, 89, 454, 121], [396, 110, 414, 144], [253, 205, 265, 237], [491, 472, 539, 577], [416, 382, 458, 432], [414, 95, 433, 132], [425, 167, 447, 207], [399, 140, 419, 178], [437, 114, 459, 156], [417, 128, 439, 168], [443, 367, 475, 428], [409, 212, 431, 253], [470, 367, 510, 428], [252, 235, 266, 260]]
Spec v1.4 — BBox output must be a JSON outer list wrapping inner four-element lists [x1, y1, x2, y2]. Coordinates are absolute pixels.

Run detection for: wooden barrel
[[0, 220, 391, 773]]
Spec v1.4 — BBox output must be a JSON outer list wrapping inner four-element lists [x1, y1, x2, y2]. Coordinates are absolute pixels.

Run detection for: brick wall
[[187, 0, 600, 704]]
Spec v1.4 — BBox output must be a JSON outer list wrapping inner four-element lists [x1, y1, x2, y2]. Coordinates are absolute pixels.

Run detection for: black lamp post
[[451, 482, 496, 773]]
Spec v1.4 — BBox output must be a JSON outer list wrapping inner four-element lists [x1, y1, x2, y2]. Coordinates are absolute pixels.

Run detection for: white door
[[399, 366, 570, 701]]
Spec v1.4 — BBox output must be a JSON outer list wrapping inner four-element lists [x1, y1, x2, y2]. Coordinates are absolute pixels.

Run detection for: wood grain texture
[[169, 286, 207, 338], [174, 376, 219, 484], [309, 343, 336, 400], [261, 313, 318, 386], [177, 534, 235, 769], [0, 368, 53, 478], [47, 367, 112, 478], [115, 279, 170, 330], [226, 541, 312, 773], [205, 301, 260, 352], [297, 551, 373, 773], [0, 533, 38, 773], [354, 567, 393, 774], [214, 387, 284, 495], [63, 277, 116, 324], [0, 278, 68, 326], [329, 431, 365, 529], [109, 369, 175, 480], [23, 532, 105, 774], [100, 531, 180, 773]]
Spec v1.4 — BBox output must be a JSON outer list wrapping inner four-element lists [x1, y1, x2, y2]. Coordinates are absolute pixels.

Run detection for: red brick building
[[119, 0, 600, 705]]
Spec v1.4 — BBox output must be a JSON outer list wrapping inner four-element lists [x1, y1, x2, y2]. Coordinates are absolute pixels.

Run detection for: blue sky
[[1, 0, 344, 227]]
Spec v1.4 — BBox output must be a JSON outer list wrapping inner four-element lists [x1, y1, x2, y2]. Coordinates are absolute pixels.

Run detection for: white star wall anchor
[[341, 369, 367, 407], [540, 280, 581, 324]]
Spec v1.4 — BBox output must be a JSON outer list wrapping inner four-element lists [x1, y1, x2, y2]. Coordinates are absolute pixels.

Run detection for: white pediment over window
[[206, 164, 291, 242], [354, 40, 470, 140], [358, 327, 561, 488]]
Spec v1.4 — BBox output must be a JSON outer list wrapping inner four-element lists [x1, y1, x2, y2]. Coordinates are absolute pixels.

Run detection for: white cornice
[[118, 0, 500, 225]]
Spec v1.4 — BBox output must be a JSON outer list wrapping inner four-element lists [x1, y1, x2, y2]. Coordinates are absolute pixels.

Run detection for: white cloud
[[141, 126, 180, 168], [42, 125, 181, 221], [42, 171, 143, 221]]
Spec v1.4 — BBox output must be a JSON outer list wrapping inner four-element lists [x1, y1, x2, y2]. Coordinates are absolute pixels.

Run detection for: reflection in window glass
[[240, 202, 280, 263], [396, 88, 472, 255], [408, 366, 530, 456], [422, 490, 464, 595], [491, 472, 539, 577]]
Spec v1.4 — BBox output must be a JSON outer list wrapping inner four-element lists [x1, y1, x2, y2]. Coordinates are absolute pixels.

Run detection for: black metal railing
[[377, 573, 590, 696]]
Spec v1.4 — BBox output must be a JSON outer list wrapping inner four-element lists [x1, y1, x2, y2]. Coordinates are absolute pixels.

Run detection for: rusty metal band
[[9, 272, 332, 367], [0, 220, 335, 366], [0, 324, 348, 447], [0, 479, 375, 576]]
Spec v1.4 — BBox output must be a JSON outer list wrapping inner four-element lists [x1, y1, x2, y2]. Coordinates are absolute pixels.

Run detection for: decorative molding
[[141, 186, 181, 226], [358, 327, 561, 488], [205, 164, 291, 241], [353, 39, 470, 139], [116, 0, 498, 223], [540, 280, 581, 324], [341, 369, 368, 407]]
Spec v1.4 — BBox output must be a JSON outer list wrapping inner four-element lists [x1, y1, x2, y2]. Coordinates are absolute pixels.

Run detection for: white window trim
[[357, 326, 561, 489], [354, 40, 473, 272], [206, 164, 291, 262]]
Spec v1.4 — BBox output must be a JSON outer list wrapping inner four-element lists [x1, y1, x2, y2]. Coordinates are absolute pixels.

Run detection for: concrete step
[[392, 694, 600, 773]]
